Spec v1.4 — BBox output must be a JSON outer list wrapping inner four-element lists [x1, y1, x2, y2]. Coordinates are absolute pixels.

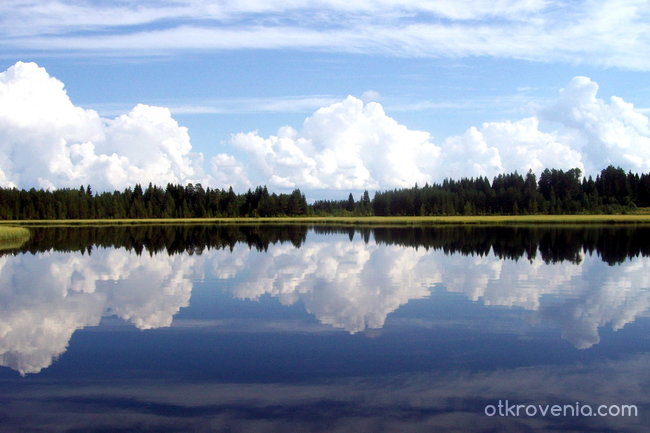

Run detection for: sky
[[1, 0, 650, 199]]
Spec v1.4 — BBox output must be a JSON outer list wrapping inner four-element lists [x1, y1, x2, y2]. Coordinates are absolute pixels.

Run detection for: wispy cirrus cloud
[[0, 0, 550, 38], [87, 95, 343, 117], [2, 0, 650, 70]]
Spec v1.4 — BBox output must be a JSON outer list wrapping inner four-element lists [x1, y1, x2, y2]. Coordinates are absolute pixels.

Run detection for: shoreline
[[0, 226, 31, 249], [3, 214, 650, 226]]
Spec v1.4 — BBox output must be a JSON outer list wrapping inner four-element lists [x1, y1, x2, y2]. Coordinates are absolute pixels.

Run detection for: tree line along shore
[[0, 166, 649, 220]]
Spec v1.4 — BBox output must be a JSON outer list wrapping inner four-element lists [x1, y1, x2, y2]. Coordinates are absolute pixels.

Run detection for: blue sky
[[1, 0, 650, 198]]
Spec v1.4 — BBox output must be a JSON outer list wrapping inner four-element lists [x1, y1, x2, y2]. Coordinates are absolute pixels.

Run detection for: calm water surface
[[1, 225, 649, 432]]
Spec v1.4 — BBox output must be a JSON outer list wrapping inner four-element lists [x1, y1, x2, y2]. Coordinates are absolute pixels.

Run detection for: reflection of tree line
[[14, 225, 308, 256], [5, 225, 650, 265], [314, 226, 650, 265]]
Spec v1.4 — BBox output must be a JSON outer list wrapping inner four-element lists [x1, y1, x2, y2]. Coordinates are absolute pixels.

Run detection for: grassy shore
[[0, 226, 30, 250], [2, 214, 650, 226], [0, 225, 30, 239]]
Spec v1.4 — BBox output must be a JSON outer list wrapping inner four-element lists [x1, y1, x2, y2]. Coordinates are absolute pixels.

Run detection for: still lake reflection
[[1, 225, 649, 432]]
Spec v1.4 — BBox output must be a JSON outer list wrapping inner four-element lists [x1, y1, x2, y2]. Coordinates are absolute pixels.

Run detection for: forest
[[317, 165, 650, 216], [0, 165, 648, 220]]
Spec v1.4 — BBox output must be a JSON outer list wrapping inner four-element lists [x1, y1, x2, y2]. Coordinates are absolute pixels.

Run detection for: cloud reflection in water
[[215, 238, 650, 349], [0, 249, 201, 374], [1, 233, 649, 374]]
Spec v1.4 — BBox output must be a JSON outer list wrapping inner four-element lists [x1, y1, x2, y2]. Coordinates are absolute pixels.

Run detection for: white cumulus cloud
[[0, 61, 205, 191], [437, 117, 584, 180], [540, 76, 650, 174], [229, 96, 440, 190], [223, 76, 650, 190], [3, 62, 650, 194]]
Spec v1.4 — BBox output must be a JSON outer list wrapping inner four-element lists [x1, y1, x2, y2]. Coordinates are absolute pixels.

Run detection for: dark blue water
[[0, 226, 648, 432]]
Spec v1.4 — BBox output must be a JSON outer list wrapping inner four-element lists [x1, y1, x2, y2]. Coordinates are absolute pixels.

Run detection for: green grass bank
[[2, 214, 650, 227], [0, 226, 30, 249]]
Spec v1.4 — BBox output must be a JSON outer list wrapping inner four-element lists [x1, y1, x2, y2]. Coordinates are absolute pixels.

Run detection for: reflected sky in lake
[[1, 226, 649, 432], [2, 228, 650, 373]]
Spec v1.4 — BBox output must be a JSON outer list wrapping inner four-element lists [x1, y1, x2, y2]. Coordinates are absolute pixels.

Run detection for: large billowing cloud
[[438, 117, 584, 180], [0, 61, 205, 190], [224, 75, 650, 190], [540, 76, 650, 174], [230, 97, 439, 190], [2, 61, 650, 193]]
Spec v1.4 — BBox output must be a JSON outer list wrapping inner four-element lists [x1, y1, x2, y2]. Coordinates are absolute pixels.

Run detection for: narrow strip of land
[[0, 226, 31, 238], [0, 226, 31, 250], [3, 214, 650, 226]]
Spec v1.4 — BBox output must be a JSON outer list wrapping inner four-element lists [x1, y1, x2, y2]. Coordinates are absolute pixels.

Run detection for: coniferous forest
[[0, 165, 649, 220]]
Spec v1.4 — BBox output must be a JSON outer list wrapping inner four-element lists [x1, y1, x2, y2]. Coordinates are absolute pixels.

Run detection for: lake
[[1, 224, 649, 432]]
